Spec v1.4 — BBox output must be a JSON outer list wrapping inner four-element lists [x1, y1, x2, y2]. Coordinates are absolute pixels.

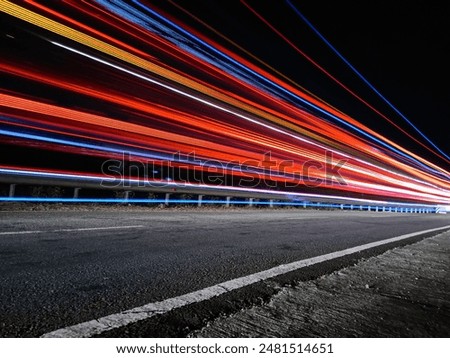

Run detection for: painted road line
[[0, 225, 144, 235], [55, 225, 144, 232], [41, 224, 450, 338], [0, 230, 43, 236]]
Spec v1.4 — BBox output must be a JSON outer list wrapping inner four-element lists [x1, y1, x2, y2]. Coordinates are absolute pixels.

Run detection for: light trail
[[2, 91, 450, 202], [1, 167, 447, 207], [0, 0, 449, 205], [102, 0, 450, 177], [284, 0, 450, 163], [242, 0, 450, 166], [5, 0, 447, 180]]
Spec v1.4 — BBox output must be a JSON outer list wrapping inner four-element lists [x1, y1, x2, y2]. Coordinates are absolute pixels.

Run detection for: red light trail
[[0, 0, 449, 205]]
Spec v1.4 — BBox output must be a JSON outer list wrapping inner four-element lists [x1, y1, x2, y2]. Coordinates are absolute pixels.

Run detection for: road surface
[[0, 207, 448, 337]]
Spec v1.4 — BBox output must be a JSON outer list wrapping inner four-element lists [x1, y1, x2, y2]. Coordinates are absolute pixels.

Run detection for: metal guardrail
[[0, 168, 441, 213]]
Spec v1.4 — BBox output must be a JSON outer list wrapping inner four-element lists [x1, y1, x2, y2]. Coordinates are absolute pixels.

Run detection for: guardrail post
[[165, 193, 171, 206], [9, 184, 16, 198], [303, 202, 307, 209], [198, 194, 203, 207], [367, 205, 371, 211], [350, 204, 353, 210], [340, 204, 344, 210], [248, 198, 254, 207], [123, 191, 130, 201], [269, 199, 274, 208], [225, 196, 231, 207], [359, 205, 363, 211], [73, 187, 80, 199]]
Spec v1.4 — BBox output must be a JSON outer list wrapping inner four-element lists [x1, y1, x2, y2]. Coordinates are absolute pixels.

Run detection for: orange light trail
[[0, 0, 449, 205]]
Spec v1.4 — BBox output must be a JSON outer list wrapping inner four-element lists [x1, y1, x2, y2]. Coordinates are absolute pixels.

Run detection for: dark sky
[[292, 1, 450, 160], [153, 0, 450, 168]]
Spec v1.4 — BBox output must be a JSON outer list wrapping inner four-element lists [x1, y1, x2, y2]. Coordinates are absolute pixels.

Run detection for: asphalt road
[[0, 207, 449, 337]]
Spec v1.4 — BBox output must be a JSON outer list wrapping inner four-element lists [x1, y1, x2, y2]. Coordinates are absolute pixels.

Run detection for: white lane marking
[[55, 226, 144, 232], [0, 225, 144, 235], [41, 224, 450, 338], [0, 230, 42, 235]]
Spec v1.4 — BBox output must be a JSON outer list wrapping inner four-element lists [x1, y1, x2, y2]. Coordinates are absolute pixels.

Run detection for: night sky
[[153, 0, 450, 167]]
